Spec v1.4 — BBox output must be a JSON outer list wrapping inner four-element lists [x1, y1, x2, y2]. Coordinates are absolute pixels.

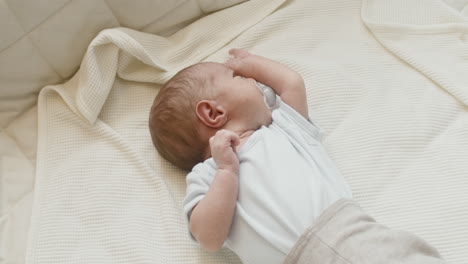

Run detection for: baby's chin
[[254, 107, 273, 129], [234, 104, 271, 132], [262, 111, 273, 127]]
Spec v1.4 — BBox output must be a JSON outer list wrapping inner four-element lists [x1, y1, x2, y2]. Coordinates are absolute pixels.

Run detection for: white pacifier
[[256, 82, 277, 109]]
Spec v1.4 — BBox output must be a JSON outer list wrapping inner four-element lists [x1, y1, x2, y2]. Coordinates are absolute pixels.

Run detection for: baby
[[149, 49, 445, 264], [149, 49, 352, 263]]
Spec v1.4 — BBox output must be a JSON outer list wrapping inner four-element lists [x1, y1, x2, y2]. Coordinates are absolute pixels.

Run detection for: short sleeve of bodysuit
[[183, 161, 216, 223], [272, 96, 324, 144]]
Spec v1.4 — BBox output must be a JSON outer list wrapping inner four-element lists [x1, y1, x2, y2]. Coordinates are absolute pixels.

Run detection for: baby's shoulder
[[188, 158, 217, 176]]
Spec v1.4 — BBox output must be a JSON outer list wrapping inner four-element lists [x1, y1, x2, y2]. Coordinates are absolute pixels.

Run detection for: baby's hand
[[229, 48, 251, 59], [225, 48, 309, 118], [225, 49, 255, 77], [209, 129, 240, 173]]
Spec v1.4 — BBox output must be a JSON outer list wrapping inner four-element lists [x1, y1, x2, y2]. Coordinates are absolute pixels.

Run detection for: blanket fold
[[26, 1, 285, 263], [63, 0, 285, 125], [26, 0, 468, 263]]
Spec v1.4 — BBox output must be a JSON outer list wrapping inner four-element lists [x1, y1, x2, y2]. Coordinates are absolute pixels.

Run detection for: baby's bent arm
[[189, 168, 238, 252], [226, 49, 308, 118], [189, 130, 240, 252]]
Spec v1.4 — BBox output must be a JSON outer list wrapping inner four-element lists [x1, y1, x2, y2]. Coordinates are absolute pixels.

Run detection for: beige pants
[[284, 199, 446, 264]]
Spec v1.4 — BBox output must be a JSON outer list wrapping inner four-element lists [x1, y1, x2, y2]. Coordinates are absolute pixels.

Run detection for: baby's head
[[149, 62, 271, 170]]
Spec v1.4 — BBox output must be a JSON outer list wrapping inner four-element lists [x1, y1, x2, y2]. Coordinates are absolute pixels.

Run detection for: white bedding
[[1, 0, 246, 263], [0, 106, 36, 263], [2, 0, 468, 263]]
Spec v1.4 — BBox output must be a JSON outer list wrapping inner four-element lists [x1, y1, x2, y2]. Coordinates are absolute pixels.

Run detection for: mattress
[[2, 0, 468, 263]]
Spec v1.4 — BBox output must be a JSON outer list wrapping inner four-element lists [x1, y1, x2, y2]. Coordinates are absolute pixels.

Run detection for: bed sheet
[[3, 0, 468, 263], [0, 1, 247, 263], [0, 0, 248, 129]]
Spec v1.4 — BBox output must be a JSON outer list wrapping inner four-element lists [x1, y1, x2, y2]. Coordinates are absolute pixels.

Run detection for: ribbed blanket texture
[[26, 0, 468, 263]]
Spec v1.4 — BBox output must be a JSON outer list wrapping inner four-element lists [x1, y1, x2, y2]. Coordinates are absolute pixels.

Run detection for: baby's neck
[[236, 130, 255, 152], [221, 119, 261, 152]]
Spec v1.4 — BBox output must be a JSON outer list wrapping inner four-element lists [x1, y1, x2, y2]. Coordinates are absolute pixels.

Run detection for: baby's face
[[205, 63, 272, 129]]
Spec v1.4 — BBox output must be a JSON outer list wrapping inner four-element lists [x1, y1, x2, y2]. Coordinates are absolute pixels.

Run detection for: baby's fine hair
[[149, 63, 214, 171]]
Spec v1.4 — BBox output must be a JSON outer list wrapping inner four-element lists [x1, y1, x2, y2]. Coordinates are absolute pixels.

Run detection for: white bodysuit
[[183, 94, 352, 264]]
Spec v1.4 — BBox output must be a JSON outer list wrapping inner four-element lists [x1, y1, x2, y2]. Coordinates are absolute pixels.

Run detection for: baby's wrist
[[217, 165, 239, 176]]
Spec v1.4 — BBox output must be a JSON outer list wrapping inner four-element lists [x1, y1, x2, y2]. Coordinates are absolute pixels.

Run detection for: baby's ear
[[195, 100, 227, 128]]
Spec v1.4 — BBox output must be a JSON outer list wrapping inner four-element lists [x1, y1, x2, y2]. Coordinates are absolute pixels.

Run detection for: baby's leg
[[284, 199, 446, 264]]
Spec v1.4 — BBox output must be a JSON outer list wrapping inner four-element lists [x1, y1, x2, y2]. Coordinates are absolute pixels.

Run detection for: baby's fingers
[[225, 57, 255, 79], [227, 130, 240, 148], [229, 48, 250, 58], [225, 57, 242, 70], [219, 129, 240, 148], [211, 129, 239, 149], [226, 49, 250, 70]]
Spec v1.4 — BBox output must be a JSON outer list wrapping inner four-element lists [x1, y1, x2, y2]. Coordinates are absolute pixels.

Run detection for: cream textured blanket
[[26, 0, 468, 263]]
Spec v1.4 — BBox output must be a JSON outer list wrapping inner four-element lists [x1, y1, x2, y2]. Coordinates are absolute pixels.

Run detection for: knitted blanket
[[26, 0, 468, 263]]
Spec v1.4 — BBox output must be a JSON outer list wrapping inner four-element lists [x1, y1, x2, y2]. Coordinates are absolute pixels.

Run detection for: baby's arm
[[226, 49, 308, 118], [189, 130, 240, 252]]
